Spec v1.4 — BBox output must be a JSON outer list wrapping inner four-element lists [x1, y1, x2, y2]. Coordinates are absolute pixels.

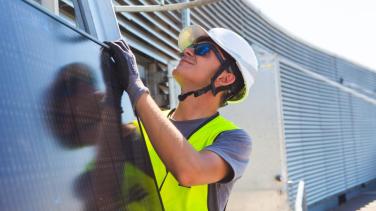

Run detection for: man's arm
[[103, 40, 230, 186], [135, 92, 230, 186]]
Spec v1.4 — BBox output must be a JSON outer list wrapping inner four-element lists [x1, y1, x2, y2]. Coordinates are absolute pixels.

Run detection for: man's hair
[[194, 37, 245, 107], [220, 63, 244, 107]]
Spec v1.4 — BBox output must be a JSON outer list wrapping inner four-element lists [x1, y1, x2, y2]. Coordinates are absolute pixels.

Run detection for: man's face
[[173, 40, 226, 90]]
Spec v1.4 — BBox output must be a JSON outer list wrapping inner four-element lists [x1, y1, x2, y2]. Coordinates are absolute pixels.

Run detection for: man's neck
[[172, 93, 220, 121]]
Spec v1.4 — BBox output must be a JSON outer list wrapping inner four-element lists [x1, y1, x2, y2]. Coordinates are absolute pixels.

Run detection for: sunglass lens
[[195, 44, 211, 56]]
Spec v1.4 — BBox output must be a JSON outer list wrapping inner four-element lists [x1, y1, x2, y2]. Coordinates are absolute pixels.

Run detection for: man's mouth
[[180, 56, 195, 65]]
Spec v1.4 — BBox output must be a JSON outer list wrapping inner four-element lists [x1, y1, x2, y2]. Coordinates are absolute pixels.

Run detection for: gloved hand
[[100, 48, 123, 113], [103, 40, 149, 108]]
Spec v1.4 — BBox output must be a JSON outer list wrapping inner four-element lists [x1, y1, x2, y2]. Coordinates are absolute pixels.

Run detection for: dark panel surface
[[0, 1, 162, 210]]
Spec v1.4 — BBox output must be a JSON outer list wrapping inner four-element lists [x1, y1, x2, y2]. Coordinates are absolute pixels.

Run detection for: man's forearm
[[134, 92, 202, 185]]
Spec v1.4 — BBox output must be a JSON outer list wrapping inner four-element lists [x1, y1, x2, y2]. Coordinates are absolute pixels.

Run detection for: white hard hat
[[178, 25, 258, 103]]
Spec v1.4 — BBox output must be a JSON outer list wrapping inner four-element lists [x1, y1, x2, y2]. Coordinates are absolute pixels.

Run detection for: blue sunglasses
[[186, 42, 225, 64]]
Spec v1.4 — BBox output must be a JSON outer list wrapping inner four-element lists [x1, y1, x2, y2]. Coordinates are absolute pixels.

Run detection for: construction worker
[[103, 25, 258, 211]]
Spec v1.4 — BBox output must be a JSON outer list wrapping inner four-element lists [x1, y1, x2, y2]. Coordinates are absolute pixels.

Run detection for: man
[[104, 25, 258, 211]]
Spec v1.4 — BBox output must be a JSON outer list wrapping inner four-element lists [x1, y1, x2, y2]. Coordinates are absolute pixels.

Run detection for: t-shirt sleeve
[[204, 129, 252, 183]]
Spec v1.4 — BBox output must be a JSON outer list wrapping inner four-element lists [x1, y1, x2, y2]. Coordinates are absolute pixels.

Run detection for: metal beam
[[72, 0, 121, 41], [114, 0, 221, 12], [181, 0, 191, 27], [72, 0, 97, 37]]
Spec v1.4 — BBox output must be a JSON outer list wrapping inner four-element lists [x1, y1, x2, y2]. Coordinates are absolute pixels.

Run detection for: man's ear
[[215, 71, 236, 87]]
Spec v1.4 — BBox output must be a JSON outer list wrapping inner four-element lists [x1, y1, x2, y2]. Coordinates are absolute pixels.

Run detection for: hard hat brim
[[178, 25, 209, 52]]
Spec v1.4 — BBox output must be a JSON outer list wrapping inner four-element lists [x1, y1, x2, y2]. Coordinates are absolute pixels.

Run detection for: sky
[[246, 0, 376, 72]]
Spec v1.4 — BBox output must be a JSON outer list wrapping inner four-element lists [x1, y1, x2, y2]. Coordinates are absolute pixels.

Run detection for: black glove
[[103, 40, 149, 108]]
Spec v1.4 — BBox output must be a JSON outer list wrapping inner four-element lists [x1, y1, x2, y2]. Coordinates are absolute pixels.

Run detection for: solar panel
[[0, 1, 163, 210]]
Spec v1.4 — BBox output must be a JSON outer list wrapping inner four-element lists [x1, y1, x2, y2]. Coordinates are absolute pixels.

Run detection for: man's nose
[[182, 47, 195, 57]]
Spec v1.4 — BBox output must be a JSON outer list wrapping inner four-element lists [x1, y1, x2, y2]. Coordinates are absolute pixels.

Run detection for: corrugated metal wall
[[35, 0, 376, 208], [280, 61, 376, 206], [114, 0, 181, 64]]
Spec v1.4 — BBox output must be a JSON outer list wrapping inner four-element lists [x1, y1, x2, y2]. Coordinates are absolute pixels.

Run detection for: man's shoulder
[[207, 128, 252, 156], [217, 128, 252, 144]]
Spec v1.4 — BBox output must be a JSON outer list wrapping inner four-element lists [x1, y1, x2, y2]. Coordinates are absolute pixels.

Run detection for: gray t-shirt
[[169, 113, 252, 211]]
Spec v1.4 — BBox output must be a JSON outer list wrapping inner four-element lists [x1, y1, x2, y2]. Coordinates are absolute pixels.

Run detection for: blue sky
[[247, 0, 376, 72]]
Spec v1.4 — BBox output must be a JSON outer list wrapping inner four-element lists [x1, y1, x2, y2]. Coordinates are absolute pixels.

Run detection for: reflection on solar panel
[[0, 1, 163, 210]]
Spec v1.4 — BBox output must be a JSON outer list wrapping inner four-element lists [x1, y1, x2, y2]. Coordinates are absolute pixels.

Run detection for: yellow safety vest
[[122, 162, 163, 211], [133, 110, 238, 211]]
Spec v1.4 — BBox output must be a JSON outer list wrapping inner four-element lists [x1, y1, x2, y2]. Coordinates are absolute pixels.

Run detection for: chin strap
[[178, 60, 234, 101]]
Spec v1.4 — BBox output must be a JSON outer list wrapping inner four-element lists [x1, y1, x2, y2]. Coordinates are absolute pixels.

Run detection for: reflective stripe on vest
[[133, 111, 238, 211]]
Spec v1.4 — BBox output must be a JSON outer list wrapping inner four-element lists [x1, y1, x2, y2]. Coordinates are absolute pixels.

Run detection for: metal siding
[[281, 62, 335, 205], [114, 0, 181, 63], [280, 60, 376, 207], [337, 59, 376, 98]]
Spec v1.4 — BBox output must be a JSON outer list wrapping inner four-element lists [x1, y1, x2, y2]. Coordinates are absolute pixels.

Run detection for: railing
[[294, 180, 307, 211], [288, 180, 307, 211]]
